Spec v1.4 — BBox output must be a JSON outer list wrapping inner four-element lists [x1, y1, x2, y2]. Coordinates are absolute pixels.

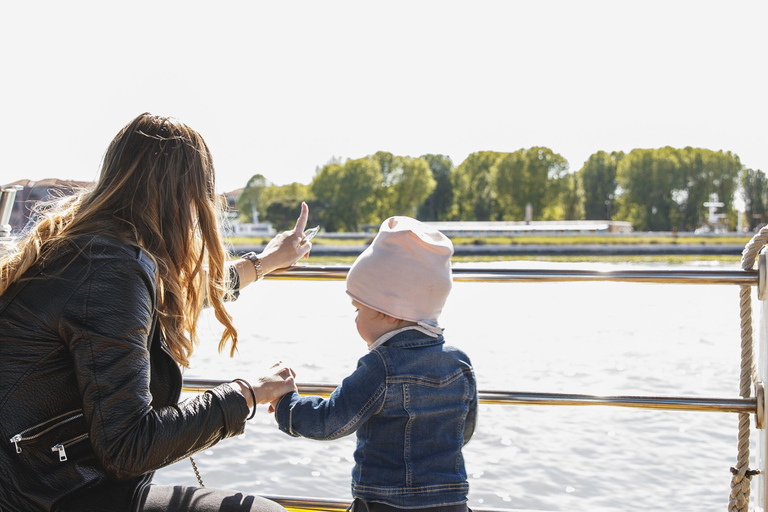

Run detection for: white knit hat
[[346, 217, 454, 331]]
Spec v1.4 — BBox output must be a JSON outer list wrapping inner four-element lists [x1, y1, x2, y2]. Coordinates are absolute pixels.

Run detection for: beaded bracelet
[[232, 378, 257, 420], [241, 252, 264, 281]]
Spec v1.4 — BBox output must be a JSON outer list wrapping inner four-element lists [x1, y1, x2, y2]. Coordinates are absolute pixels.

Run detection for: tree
[[742, 168, 767, 230], [615, 148, 682, 231], [614, 147, 742, 231], [236, 174, 270, 222], [310, 162, 345, 232], [451, 151, 503, 220], [492, 147, 569, 221], [417, 154, 454, 221], [311, 157, 380, 231], [378, 156, 436, 219], [559, 172, 585, 221], [675, 148, 740, 231], [579, 151, 623, 220], [261, 182, 313, 231]]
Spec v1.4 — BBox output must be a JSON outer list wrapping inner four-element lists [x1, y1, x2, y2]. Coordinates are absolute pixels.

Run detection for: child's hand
[[268, 397, 281, 414]]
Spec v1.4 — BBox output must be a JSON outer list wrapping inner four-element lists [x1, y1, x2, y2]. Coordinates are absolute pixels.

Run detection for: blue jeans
[[348, 498, 469, 512]]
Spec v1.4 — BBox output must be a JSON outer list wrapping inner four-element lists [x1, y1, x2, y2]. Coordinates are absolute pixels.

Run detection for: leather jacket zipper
[[51, 433, 89, 462], [9, 409, 83, 454]]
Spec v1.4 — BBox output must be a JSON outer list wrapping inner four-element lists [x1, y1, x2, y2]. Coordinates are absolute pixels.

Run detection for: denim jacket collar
[[368, 326, 444, 352]]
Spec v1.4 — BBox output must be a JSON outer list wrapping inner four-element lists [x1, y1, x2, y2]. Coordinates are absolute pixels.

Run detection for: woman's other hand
[[257, 202, 312, 275], [251, 363, 298, 405]]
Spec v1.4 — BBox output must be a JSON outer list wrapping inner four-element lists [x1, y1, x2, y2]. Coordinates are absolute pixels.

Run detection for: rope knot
[[730, 466, 761, 479]]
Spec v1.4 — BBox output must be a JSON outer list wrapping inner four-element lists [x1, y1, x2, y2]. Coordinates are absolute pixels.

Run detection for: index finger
[[293, 201, 309, 234]]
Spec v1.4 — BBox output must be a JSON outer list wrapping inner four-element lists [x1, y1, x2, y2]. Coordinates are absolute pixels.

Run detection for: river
[[153, 261, 757, 512]]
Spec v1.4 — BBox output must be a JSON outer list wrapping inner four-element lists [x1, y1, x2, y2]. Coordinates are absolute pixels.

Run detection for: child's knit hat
[[346, 216, 454, 331]]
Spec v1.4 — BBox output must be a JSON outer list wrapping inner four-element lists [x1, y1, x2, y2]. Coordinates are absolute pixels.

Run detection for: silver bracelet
[[242, 252, 264, 281], [232, 378, 257, 420]]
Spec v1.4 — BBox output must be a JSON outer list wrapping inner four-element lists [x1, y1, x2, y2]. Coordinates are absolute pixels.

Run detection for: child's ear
[[385, 314, 400, 325]]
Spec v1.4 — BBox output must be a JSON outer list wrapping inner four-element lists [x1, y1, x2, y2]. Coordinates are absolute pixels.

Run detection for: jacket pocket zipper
[[9, 409, 84, 454], [51, 433, 89, 462]]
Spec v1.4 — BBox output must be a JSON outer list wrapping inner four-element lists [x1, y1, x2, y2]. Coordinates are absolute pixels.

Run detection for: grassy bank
[[229, 233, 750, 266], [229, 234, 752, 265], [449, 235, 752, 246]]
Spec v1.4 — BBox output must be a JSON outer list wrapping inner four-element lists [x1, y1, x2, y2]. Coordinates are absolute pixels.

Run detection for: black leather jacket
[[0, 235, 249, 512]]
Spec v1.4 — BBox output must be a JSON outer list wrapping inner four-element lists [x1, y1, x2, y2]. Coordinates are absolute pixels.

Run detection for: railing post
[[758, 250, 768, 511]]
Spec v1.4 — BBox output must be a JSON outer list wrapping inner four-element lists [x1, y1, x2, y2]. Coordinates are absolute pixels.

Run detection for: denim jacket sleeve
[[274, 351, 388, 440]]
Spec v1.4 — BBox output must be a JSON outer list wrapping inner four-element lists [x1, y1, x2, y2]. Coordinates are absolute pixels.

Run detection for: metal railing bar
[[182, 379, 757, 415], [267, 266, 758, 286], [261, 495, 512, 512], [261, 495, 349, 512], [479, 390, 756, 413]]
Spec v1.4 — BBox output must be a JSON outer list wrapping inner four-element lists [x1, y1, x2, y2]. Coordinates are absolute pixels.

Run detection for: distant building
[[226, 220, 276, 237], [5, 179, 93, 234], [221, 188, 275, 237], [223, 188, 244, 213], [3, 180, 275, 237]]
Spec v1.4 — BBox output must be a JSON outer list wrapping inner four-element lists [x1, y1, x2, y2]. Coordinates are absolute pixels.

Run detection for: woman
[[0, 113, 309, 512]]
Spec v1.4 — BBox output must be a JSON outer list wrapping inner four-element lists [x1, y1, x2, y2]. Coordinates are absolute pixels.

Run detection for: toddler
[[272, 216, 477, 512]]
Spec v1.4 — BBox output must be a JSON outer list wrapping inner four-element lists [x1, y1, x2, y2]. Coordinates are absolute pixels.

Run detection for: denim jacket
[[274, 328, 478, 508]]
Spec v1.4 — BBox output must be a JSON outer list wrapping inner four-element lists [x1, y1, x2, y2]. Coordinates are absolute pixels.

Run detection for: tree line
[[236, 147, 765, 232]]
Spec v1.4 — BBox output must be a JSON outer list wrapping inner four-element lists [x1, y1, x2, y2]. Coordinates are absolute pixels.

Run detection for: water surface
[[154, 261, 756, 511]]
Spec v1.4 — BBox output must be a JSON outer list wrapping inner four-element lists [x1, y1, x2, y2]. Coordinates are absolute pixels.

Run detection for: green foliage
[[450, 148, 570, 222], [492, 147, 569, 221], [262, 182, 313, 231], [674, 148, 740, 230], [236, 174, 270, 222], [451, 151, 504, 220], [579, 151, 623, 220], [310, 162, 344, 230], [614, 147, 742, 231], [235, 146, 749, 234], [236, 174, 314, 230], [377, 155, 436, 219], [311, 157, 380, 231], [558, 172, 585, 221], [308, 153, 436, 231], [742, 168, 768, 230], [417, 154, 454, 221]]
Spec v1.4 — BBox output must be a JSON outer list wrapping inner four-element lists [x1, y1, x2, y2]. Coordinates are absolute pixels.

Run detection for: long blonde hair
[[0, 113, 237, 367]]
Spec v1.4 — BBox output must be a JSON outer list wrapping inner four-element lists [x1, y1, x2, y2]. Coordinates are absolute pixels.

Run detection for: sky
[[1, 1, 766, 195]]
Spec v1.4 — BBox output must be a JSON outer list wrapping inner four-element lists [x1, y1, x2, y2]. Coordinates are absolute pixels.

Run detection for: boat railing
[[184, 379, 761, 416], [184, 258, 768, 512], [4, 182, 764, 510]]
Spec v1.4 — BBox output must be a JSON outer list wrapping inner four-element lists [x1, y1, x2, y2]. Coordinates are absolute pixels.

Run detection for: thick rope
[[729, 227, 768, 511]]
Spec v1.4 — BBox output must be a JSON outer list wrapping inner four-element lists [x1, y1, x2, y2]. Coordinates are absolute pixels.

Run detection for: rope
[[728, 227, 768, 511]]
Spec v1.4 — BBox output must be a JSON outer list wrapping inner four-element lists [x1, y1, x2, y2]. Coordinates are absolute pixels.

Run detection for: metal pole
[[182, 379, 757, 415], [266, 265, 758, 286], [262, 495, 509, 512]]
